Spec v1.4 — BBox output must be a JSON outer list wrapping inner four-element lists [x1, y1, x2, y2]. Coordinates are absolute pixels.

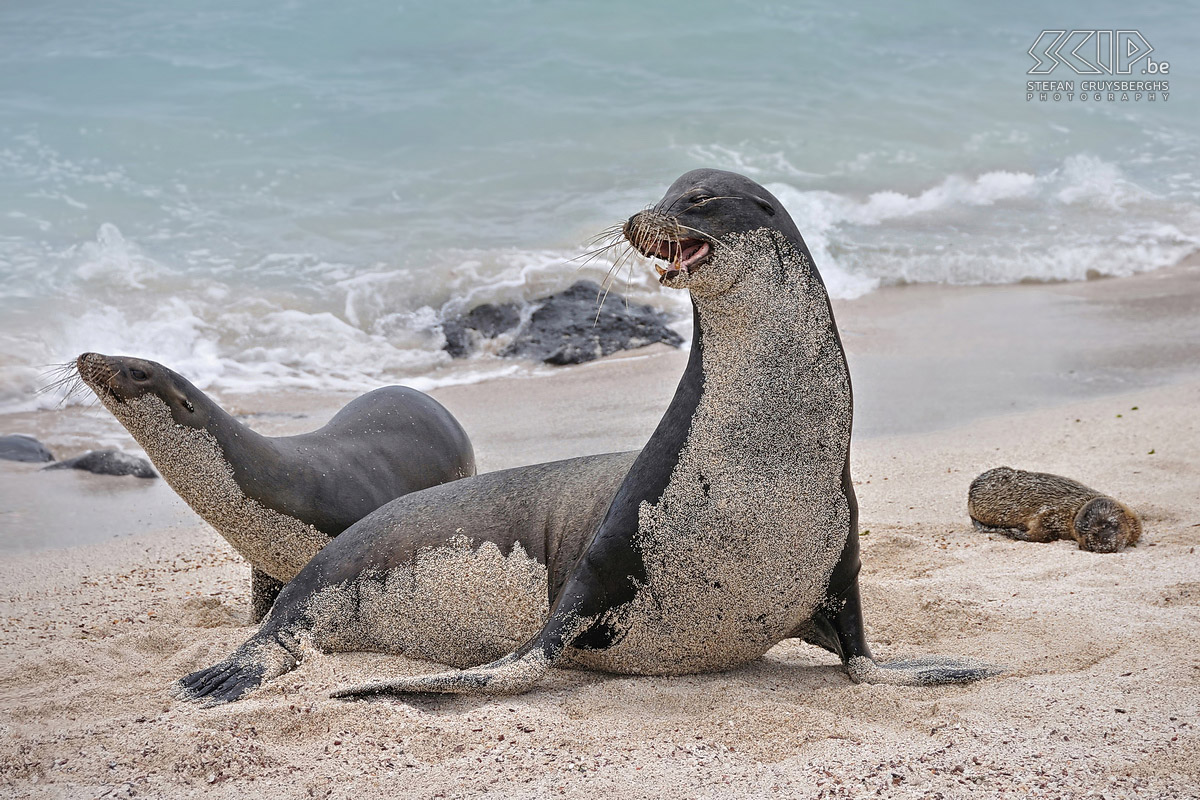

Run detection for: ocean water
[[2, 0, 1198, 410]]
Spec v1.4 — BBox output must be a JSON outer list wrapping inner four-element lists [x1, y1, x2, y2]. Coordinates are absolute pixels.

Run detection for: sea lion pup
[[174, 169, 996, 706], [968, 466, 1142, 553], [74, 352, 476, 619]]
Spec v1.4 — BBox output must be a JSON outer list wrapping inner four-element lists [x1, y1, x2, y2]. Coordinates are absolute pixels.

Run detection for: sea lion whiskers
[[37, 360, 101, 407], [568, 223, 637, 313], [595, 237, 648, 322], [591, 215, 662, 319], [559, 217, 666, 324], [572, 223, 626, 266], [36, 362, 81, 398], [572, 227, 631, 321]]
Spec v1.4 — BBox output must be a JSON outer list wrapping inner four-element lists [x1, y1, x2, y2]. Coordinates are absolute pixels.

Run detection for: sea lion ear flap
[[752, 195, 776, 216], [164, 381, 195, 414]]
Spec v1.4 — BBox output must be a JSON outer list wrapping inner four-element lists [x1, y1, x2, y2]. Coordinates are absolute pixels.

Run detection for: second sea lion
[[75, 352, 476, 618]]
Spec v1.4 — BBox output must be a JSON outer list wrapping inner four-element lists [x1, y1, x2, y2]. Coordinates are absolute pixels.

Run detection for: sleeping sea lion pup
[[74, 353, 476, 619], [968, 466, 1142, 553], [174, 168, 997, 706]]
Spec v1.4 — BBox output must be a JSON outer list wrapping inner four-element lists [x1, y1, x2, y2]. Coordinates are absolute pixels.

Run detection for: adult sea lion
[[174, 169, 997, 706], [968, 466, 1142, 553], [74, 352, 476, 619]]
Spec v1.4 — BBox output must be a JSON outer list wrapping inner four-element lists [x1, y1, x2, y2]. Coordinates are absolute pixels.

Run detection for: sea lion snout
[[76, 352, 160, 403], [623, 209, 714, 286], [76, 352, 120, 399]]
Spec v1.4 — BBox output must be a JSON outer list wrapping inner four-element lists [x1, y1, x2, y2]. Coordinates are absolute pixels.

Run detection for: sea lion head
[[76, 352, 208, 429], [1073, 496, 1142, 553], [622, 169, 808, 297]]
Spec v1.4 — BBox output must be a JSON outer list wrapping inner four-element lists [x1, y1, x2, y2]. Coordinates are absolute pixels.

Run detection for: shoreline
[[4, 260, 1199, 555], [5, 254, 1199, 448]]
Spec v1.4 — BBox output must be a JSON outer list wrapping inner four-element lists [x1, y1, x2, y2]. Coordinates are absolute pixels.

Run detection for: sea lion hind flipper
[[809, 575, 1001, 687], [332, 647, 551, 701], [847, 655, 1003, 686]]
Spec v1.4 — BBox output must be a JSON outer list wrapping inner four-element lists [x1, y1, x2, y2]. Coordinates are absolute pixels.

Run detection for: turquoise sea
[[2, 0, 1197, 408]]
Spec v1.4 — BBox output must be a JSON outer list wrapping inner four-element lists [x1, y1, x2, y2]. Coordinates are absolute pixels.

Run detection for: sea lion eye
[[690, 194, 712, 205], [129, 368, 149, 381]]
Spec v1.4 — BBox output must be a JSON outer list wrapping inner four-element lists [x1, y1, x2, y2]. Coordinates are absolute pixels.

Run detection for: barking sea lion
[[174, 169, 998, 706]]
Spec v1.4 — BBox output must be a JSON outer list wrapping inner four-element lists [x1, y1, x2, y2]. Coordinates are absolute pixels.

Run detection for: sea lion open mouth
[[621, 216, 713, 284], [645, 238, 712, 282]]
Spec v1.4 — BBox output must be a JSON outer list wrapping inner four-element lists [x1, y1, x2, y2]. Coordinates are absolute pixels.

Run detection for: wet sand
[[1, 264, 1199, 797]]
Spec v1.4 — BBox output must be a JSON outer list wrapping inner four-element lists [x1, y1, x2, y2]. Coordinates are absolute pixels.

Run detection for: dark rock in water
[[443, 281, 683, 365], [43, 449, 158, 479], [504, 281, 685, 365], [0, 434, 54, 463], [442, 301, 522, 358]]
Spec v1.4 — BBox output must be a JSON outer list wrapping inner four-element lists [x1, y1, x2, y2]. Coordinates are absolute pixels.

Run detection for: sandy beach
[[2, 263, 1200, 799]]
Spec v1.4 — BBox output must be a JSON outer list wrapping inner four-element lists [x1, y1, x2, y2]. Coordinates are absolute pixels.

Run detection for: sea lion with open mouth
[[173, 169, 998, 706], [73, 353, 476, 620]]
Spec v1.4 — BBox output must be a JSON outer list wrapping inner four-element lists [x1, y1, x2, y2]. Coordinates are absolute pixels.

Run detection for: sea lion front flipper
[[172, 629, 303, 706], [971, 517, 1033, 541], [808, 574, 1001, 686]]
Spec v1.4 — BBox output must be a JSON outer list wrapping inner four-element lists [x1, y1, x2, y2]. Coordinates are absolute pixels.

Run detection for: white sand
[[2, 269, 1200, 798]]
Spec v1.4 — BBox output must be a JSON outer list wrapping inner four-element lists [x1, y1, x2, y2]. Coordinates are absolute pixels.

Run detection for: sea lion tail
[[171, 631, 302, 707], [332, 648, 551, 701], [846, 655, 1002, 686]]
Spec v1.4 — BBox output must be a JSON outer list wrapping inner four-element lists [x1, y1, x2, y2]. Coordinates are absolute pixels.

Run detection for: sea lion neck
[[584, 302, 705, 547], [596, 227, 848, 538], [193, 397, 285, 482], [106, 385, 286, 510]]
